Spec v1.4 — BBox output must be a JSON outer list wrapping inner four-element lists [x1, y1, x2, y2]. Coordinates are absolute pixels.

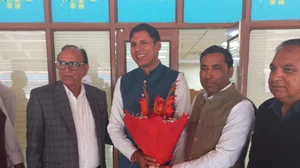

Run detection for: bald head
[[57, 45, 89, 64], [276, 38, 300, 53]]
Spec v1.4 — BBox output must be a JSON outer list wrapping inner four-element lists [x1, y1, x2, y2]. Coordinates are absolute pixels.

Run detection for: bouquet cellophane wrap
[[124, 110, 188, 165]]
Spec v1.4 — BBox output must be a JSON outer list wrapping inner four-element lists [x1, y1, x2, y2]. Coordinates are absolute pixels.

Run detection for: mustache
[[269, 80, 283, 86], [269, 82, 284, 87], [62, 74, 74, 77], [203, 80, 214, 83]]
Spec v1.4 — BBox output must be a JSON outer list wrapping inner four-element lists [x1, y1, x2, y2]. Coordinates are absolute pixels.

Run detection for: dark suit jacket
[[26, 81, 112, 168]]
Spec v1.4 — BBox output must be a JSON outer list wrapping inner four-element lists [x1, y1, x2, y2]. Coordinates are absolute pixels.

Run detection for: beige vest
[[186, 84, 247, 168]]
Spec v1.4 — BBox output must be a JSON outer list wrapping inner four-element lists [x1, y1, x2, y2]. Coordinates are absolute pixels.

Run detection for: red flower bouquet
[[124, 81, 189, 165]]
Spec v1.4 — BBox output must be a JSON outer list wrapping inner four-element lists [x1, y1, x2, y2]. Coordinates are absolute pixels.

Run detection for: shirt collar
[[63, 83, 85, 98], [270, 98, 300, 117], [203, 83, 232, 101], [138, 60, 162, 75], [294, 101, 300, 114]]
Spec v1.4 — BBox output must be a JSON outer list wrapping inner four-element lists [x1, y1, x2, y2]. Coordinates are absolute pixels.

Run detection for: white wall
[[179, 63, 202, 90]]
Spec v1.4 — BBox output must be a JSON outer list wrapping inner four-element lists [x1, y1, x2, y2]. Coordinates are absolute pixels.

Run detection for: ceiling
[[179, 29, 227, 59]]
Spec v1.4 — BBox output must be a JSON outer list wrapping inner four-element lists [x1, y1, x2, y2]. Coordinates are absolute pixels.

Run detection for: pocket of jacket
[[203, 119, 224, 144]]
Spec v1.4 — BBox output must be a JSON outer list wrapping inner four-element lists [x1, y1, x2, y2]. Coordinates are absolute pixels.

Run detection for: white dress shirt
[[173, 83, 255, 168], [0, 82, 19, 167], [64, 84, 100, 168], [0, 83, 16, 125], [0, 97, 24, 166], [107, 73, 190, 164]]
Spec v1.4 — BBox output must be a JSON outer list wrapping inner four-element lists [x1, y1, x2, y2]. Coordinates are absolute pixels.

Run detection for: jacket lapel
[[55, 81, 77, 139], [84, 84, 104, 166], [85, 84, 101, 126]]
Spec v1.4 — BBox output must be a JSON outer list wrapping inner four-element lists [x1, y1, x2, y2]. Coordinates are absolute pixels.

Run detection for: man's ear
[[155, 41, 161, 51], [228, 66, 234, 78], [84, 64, 89, 76]]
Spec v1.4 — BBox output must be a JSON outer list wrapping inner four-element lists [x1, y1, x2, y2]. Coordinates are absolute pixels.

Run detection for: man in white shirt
[[26, 45, 111, 168], [107, 23, 190, 168], [163, 45, 255, 168], [0, 83, 16, 125], [0, 83, 25, 168], [0, 96, 24, 168]]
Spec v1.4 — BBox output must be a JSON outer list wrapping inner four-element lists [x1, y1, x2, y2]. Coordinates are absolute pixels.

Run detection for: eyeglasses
[[55, 61, 85, 71]]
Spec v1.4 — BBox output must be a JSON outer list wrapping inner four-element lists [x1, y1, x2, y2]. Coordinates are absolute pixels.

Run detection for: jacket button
[[193, 138, 198, 142], [198, 119, 202, 123]]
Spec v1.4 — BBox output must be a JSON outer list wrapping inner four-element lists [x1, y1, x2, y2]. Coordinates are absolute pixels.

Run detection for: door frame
[[227, 34, 241, 91]]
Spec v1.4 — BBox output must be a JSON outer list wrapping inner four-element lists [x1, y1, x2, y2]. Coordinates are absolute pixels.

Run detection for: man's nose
[[135, 44, 142, 52], [270, 69, 283, 80], [63, 65, 72, 72], [205, 70, 213, 79]]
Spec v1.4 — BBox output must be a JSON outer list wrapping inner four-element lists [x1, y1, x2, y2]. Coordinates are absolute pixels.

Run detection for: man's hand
[[149, 166, 172, 168], [132, 150, 160, 168], [14, 163, 25, 168]]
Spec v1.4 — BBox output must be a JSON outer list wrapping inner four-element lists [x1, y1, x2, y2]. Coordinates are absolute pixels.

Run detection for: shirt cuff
[[124, 146, 138, 161], [172, 162, 186, 168]]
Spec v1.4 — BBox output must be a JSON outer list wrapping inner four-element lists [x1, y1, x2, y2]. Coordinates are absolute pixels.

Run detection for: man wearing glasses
[[26, 45, 111, 168]]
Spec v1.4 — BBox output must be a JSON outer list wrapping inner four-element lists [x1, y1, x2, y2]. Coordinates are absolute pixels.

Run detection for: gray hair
[[276, 38, 300, 52], [56, 45, 89, 64]]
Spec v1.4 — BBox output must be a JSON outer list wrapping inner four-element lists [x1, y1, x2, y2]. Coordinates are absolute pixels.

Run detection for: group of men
[[1, 23, 300, 168]]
